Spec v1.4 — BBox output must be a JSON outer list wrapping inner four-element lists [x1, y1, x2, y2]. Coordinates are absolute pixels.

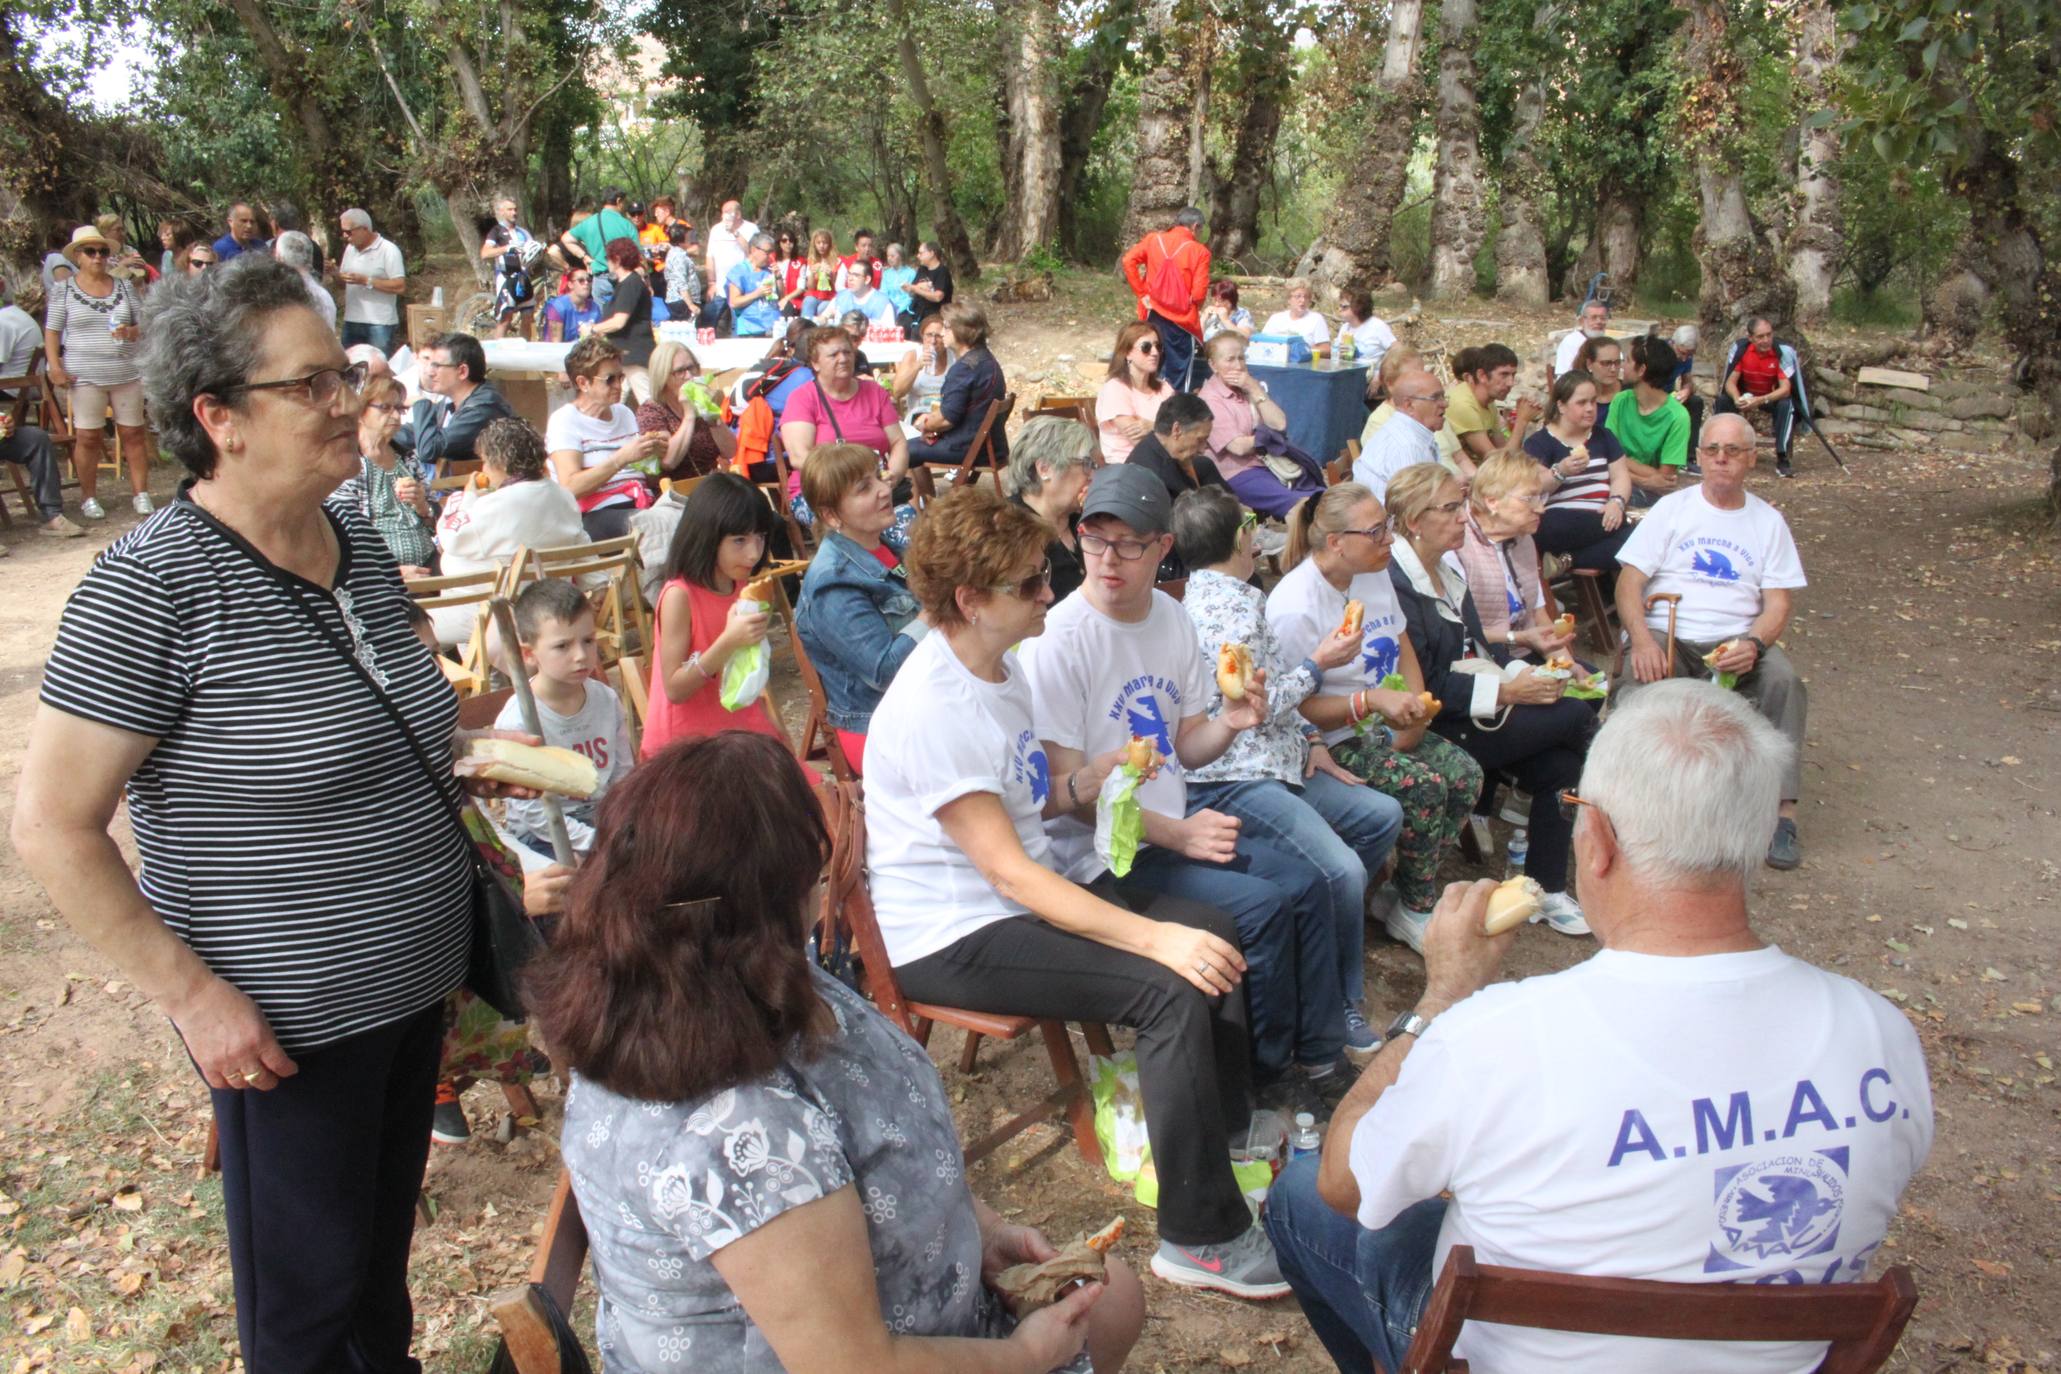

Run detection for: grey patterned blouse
[[561, 967, 1025, 1372], [1181, 567, 1322, 786]]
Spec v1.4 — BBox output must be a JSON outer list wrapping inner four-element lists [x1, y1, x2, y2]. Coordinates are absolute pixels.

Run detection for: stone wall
[[1807, 364, 2048, 454]]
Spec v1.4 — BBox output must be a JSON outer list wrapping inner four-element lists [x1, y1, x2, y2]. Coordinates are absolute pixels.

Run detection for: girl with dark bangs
[[642, 471, 784, 754], [530, 734, 1143, 1373]]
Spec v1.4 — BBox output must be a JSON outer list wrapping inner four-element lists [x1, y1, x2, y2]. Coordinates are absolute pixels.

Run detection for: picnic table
[[1247, 356, 1371, 467]]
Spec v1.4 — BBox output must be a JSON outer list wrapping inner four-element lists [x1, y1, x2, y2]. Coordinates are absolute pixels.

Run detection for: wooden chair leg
[[958, 1032, 984, 1074], [1573, 574, 1615, 659], [501, 1082, 541, 1125], [1083, 1023, 1116, 1059], [1040, 1019, 1104, 1171]]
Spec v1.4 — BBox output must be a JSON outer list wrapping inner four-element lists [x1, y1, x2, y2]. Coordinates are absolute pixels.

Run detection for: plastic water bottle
[[431, 285, 444, 307], [1290, 1112, 1322, 1160], [1506, 827, 1530, 879]]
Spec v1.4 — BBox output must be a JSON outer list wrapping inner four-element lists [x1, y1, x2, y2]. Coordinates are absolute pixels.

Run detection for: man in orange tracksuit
[[1121, 206, 1212, 392]]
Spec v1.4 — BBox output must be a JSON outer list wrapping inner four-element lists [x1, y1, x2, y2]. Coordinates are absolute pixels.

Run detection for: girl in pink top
[[643, 472, 788, 756], [1096, 319, 1173, 464]]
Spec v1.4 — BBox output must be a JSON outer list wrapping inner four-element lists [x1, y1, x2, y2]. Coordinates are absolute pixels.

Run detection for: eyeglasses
[[1558, 789, 1603, 823], [1698, 442, 1753, 457], [1342, 525, 1393, 545], [1238, 509, 1259, 532], [989, 562, 1053, 599], [571, 275, 593, 283], [1504, 492, 1550, 510], [598, 372, 626, 386], [1424, 499, 1465, 516], [188, 258, 216, 268], [1398, 392, 1448, 408], [421, 358, 453, 371], [222, 362, 370, 408], [1134, 342, 1159, 355], [1079, 531, 1158, 561], [76, 246, 110, 258], [365, 401, 406, 414]]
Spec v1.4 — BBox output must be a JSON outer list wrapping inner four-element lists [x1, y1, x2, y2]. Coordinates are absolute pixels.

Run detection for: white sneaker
[[79, 497, 106, 520], [1498, 790, 1533, 825], [1534, 890, 1592, 937], [132, 492, 154, 516], [1465, 813, 1496, 861], [1251, 524, 1289, 558], [1384, 904, 1432, 954]]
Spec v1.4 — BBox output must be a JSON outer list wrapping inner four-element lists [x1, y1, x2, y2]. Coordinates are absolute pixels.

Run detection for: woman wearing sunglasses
[[545, 334, 666, 539], [1097, 320, 1172, 464], [43, 224, 151, 518]]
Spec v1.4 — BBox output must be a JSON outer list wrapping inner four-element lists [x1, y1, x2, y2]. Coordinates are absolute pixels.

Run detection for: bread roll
[[459, 738, 600, 799], [1124, 737, 1158, 772], [1216, 643, 1255, 701], [1339, 600, 1365, 637], [1483, 876, 1544, 935], [742, 574, 778, 605]]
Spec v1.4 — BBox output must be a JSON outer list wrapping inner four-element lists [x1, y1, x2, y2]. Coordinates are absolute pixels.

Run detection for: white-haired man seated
[[1614, 411, 1807, 867], [1264, 680, 1931, 1374]]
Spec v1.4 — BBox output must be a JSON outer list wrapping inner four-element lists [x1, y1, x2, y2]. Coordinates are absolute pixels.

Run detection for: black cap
[[1080, 464, 1172, 535]]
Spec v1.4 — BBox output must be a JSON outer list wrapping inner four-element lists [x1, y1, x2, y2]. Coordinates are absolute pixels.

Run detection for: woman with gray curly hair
[[1004, 414, 1096, 602], [10, 252, 532, 1374]]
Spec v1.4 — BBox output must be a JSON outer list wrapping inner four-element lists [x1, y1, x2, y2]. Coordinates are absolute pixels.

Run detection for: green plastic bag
[[1094, 762, 1148, 878], [718, 589, 773, 711], [1095, 1053, 1272, 1208], [1565, 674, 1609, 701], [1356, 672, 1410, 737]]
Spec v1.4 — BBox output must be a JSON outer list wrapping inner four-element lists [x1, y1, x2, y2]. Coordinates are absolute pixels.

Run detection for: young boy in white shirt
[[493, 579, 634, 857]]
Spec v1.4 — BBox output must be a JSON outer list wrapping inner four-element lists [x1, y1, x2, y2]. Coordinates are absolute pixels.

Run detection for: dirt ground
[[0, 278, 2057, 1372]]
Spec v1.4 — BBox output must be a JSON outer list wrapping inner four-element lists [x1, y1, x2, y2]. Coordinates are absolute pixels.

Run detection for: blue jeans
[[1150, 312, 1197, 392], [1187, 774, 1403, 1007], [340, 321, 398, 357], [591, 271, 617, 313], [1265, 1154, 1446, 1373], [1119, 839, 1343, 1077]]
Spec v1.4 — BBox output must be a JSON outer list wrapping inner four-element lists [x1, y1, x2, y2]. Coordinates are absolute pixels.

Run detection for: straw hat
[[61, 225, 115, 265]]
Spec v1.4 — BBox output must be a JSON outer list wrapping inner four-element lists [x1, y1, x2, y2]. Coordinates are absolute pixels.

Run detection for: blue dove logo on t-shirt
[[1733, 1175, 1840, 1253], [1126, 696, 1175, 757], [1025, 748, 1051, 805], [1691, 549, 1740, 582], [1362, 634, 1400, 680]]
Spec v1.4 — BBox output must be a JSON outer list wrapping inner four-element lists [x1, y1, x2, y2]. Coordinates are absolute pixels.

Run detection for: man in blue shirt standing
[[213, 202, 271, 262]]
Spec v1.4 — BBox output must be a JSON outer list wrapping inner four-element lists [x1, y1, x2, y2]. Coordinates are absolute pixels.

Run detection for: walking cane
[[489, 597, 578, 867], [1645, 592, 1682, 678]]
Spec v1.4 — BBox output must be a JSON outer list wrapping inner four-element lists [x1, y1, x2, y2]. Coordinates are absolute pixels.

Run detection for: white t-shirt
[[1555, 327, 1597, 377], [340, 234, 405, 326], [1266, 557, 1409, 746], [493, 678, 633, 854], [1019, 590, 1209, 884], [1351, 946, 1932, 1374], [1262, 309, 1330, 351], [1337, 315, 1395, 367], [0, 304, 40, 383], [1617, 485, 1807, 644], [864, 632, 1057, 966], [706, 220, 759, 290], [544, 402, 642, 510]]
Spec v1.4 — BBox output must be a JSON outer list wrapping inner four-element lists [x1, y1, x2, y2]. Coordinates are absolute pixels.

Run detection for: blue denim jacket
[[795, 531, 924, 733]]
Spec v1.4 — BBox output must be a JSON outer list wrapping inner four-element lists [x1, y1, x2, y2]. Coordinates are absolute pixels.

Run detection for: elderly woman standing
[[12, 254, 526, 1373], [44, 223, 151, 518], [1455, 451, 1573, 664], [1384, 462, 1594, 936], [534, 734, 1143, 1372], [795, 444, 929, 776], [1004, 416, 1096, 602], [1195, 330, 1321, 518], [907, 300, 1008, 472], [634, 339, 736, 482]]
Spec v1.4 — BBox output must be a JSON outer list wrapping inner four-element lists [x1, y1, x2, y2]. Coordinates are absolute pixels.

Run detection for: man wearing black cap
[[1020, 465, 1350, 1141]]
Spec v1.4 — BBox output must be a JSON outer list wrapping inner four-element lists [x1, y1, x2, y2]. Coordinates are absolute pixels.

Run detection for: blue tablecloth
[[1249, 359, 1370, 466]]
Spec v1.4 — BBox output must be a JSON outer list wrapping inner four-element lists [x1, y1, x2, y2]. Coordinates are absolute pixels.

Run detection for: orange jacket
[[1121, 225, 1212, 337]]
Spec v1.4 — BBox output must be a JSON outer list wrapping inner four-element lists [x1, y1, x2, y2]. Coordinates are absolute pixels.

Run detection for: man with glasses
[[334, 208, 406, 356], [1353, 368, 1446, 501], [1020, 464, 1350, 1121], [394, 332, 514, 477], [542, 269, 602, 343], [1613, 413, 1808, 868], [1716, 317, 1800, 478], [1265, 680, 1930, 1374]]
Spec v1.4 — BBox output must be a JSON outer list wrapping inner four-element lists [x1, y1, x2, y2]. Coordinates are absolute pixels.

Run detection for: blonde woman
[[1453, 451, 1577, 664], [634, 339, 735, 481]]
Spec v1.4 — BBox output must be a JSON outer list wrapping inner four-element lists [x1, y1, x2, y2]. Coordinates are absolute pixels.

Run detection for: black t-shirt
[[912, 262, 953, 319], [609, 270, 654, 366]]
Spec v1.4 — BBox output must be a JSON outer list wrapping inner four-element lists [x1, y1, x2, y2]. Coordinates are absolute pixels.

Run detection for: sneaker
[[40, 515, 84, 538], [1342, 1005, 1382, 1059], [1775, 457, 1795, 478], [1383, 904, 1432, 954], [1497, 790, 1532, 826], [1767, 818, 1802, 870], [1151, 1223, 1292, 1300], [431, 1082, 471, 1145], [132, 491, 155, 516], [1683, 461, 1704, 478], [79, 497, 105, 520], [1302, 1060, 1353, 1113], [1534, 890, 1592, 937]]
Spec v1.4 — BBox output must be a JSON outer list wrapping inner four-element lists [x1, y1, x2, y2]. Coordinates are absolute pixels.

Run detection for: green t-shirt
[[568, 208, 639, 268], [1604, 389, 1690, 468]]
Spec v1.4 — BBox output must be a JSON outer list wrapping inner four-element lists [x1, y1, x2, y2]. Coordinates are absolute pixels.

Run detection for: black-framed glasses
[[599, 371, 626, 386], [221, 362, 370, 407], [1079, 530, 1157, 562], [1558, 789, 1601, 822], [1343, 525, 1393, 545], [1135, 341, 1159, 354], [989, 562, 1053, 599]]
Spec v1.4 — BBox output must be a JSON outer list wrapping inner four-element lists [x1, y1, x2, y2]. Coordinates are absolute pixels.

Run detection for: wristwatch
[[1384, 1009, 1431, 1042], [1743, 635, 1768, 654]]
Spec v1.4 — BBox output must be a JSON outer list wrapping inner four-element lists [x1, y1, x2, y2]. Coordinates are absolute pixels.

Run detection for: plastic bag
[[1094, 762, 1147, 879], [718, 592, 772, 711], [1091, 1053, 1151, 1183]]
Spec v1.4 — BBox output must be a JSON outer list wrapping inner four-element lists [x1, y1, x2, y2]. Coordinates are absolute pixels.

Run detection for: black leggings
[[1536, 506, 1631, 573], [1438, 696, 1600, 892]]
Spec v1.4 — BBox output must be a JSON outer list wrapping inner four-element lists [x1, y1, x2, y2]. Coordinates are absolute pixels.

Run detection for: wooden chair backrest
[[407, 567, 506, 692], [1, 365, 74, 447], [431, 473, 479, 493], [1325, 455, 1350, 486], [1155, 578, 1187, 603], [1401, 1247, 1919, 1374], [1025, 394, 1095, 430], [434, 456, 484, 482], [816, 778, 916, 1035], [770, 577, 856, 782], [457, 686, 516, 731], [508, 536, 649, 664]]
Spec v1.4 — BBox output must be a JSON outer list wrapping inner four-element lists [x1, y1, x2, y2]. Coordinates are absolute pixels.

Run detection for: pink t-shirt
[[1097, 376, 1171, 465], [1198, 374, 1261, 478], [781, 378, 903, 499]]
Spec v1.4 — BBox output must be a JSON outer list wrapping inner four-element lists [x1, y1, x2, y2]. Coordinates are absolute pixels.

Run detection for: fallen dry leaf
[[1971, 1257, 2012, 1278], [63, 1306, 90, 1342]]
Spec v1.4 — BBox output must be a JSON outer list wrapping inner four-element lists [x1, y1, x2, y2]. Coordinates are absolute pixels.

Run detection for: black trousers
[[210, 1000, 444, 1374], [1535, 506, 1630, 575], [1439, 696, 1599, 893], [895, 883, 1254, 1247], [0, 423, 65, 522], [581, 505, 634, 540]]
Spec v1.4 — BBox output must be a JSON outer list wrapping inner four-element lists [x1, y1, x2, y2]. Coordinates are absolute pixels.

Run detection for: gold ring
[[239, 1069, 263, 1083]]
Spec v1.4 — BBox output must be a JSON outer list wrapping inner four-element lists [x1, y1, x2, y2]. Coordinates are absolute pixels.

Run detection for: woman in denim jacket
[[795, 443, 930, 775]]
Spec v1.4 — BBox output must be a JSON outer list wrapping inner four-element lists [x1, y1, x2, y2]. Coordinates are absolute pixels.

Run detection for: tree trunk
[[1598, 191, 1642, 294], [1784, 0, 1845, 324], [1187, 48, 1212, 207], [1208, 86, 1284, 266], [995, 0, 1063, 261], [1120, 0, 1198, 247], [1680, 0, 1796, 339], [1056, 21, 1131, 258], [1311, 0, 1426, 294], [885, 0, 981, 280], [1427, 0, 1485, 298], [1492, 11, 1551, 306]]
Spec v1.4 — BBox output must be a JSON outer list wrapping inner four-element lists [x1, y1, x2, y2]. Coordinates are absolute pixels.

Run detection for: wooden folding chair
[[1535, 551, 1616, 661], [766, 578, 855, 781], [405, 568, 505, 694], [489, 1170, 592, 1374], [0, 370, 46, 527], [1024, 393, 1096, 429], [434, 456, 483, 482], [1325, 454, 1351, 487], [817, 779, 1111, 1169], [508, 536, 651, 666], [760, 428, 815, 558], [1400, 1245, 1918, 1374], [607, 653, 647, 759], [918, 392, 1015, 496]]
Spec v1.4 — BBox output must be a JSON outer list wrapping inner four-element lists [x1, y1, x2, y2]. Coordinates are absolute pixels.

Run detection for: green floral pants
[[1333, 730, 1485, 911]]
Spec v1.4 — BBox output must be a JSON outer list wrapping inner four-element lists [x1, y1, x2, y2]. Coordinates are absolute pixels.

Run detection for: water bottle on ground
[[1290, 1112, 1322, 1160], [1506, 827, 1530, 879]]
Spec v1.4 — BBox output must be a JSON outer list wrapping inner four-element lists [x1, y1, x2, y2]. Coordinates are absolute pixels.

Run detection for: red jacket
[[1121, 226, 1211, 337]]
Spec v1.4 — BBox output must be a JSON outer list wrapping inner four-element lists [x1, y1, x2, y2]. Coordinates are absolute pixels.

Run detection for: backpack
[[500, 249, 534, 305], [1144, 234, 1196, 319]]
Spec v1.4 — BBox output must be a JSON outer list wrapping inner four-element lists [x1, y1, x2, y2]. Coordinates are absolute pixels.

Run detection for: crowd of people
[[5, 195, 1930, 1374]]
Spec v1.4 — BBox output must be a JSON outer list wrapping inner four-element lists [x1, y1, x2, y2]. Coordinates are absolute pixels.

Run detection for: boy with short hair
[[494, 579, 633, 856]]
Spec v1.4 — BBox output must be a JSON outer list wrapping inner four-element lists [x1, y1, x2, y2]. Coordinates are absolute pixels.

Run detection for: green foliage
[[1019, 241, 1066, 276]]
